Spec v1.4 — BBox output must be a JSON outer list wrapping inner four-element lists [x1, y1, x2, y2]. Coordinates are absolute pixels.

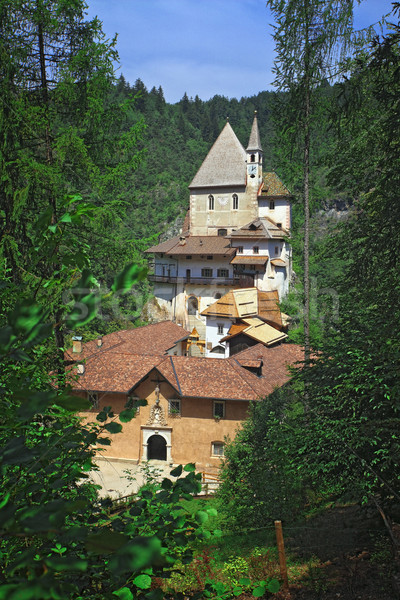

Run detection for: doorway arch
[[147, 434, 167, 460]]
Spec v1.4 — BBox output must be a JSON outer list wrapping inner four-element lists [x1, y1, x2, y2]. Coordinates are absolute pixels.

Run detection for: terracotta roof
[[229, 343, 304, 395], [247, 114, 263, 152], [228, 217, 289, 240], [189, 122, 246, 188], [69, 353, 165, 394], [226, 323, 248, 337], [147, 235, 234, 256], [231, 255, 269, 265], [260, 172, 291, 197], [156, 356, 262, 401], [65, 321, 191, 362], [201, 288, 283, 328], [235, 358, 263, 368], [181, 209, 190, 236]]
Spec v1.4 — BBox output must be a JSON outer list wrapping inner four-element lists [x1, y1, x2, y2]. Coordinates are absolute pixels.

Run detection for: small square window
[[213, 401, 225, 418], [212, 442, 225, 457], [169, 399, 181, 415], [207, 255, 213, 260], [217, 324, 224, 335], [237, 246, 243, 254], [253, 246, 259, 254]]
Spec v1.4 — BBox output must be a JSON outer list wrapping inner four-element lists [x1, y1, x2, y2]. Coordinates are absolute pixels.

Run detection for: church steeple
[[247, 111, 263, 154], [246, 112, 263, 186]]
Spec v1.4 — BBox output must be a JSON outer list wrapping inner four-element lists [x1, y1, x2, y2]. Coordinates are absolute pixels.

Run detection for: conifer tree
[[267, 0, 355, 361]]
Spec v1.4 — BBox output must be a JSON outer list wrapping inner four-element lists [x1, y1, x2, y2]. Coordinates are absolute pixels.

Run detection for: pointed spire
[[247, 110, 263, 152]]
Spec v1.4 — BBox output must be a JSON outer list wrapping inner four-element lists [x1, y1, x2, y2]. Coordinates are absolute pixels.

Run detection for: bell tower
[[246, 111, 263, 187]]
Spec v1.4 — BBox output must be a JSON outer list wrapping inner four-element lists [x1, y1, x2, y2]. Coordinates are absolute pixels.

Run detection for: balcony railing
[[148, 274, 240, 286]]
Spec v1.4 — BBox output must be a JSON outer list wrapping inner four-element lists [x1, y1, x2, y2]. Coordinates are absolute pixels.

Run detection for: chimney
[[72, 336, 82, 353], [199, 239, 203, 246], [179, 236, 186, 246], [77, 363, 85, 375], [97, 338, 102, 347]]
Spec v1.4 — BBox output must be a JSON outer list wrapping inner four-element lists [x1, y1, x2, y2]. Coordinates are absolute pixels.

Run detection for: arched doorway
[[147, 434, 167, 460], [187, 295, 198, 316]]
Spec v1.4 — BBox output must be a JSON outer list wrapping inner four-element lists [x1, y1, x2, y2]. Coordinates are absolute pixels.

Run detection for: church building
[[146, 114, 292, 350]]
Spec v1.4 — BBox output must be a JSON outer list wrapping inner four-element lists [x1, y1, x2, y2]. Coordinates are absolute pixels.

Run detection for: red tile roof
[[146, 235, 234, 256], [65, 321, 191, 363]]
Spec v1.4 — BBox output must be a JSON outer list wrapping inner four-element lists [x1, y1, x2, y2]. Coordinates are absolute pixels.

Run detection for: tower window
[[208, 195, 214, 210], [269, 200, 275, 210], [250, 154, 255, 163], [232, 194, 239, 210]]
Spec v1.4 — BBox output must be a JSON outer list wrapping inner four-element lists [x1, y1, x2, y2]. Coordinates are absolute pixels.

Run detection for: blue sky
[[86, 0, 395, 104]]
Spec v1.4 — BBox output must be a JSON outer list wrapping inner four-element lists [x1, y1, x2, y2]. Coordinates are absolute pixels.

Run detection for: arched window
[[232, 194, 238, 210], [218, 228, 227, 237], [214, 292, 222, 299], [208, 194, 214, 210], [250, 154, 255, 163], [187, 295, 198, 315]]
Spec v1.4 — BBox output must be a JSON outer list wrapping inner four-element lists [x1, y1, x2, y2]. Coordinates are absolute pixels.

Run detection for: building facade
[[146, 114, 292, 347]]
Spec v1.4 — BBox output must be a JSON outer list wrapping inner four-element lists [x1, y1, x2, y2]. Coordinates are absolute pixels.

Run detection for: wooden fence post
[[274, 520, 289, 592]]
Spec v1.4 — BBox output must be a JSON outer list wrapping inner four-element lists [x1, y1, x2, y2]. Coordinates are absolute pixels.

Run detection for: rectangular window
[[275, 246, 280, 256], [232, 195, 239, 210], [253, 246, 259, 254], [217, 268, 229, 278], [207, 255, 213, 260], [212, 442, 225, 457], [186, 255, 192, 259], [201, 268, 213, 278], [269, 200, 275, 210], [169, 399, 181, 416], [209, 195, 214, 210], [237, 246, 243, 254], [88, 392, 99, 409], [213, 400, 225, 419], [249, 265, 256, 271], [217, 324, 224, 335]]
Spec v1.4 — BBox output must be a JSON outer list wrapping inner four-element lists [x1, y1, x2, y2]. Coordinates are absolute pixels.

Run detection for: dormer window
[[218, 228, 227, 237], [208, 195, 214, 210], [232, 194, 238, 210]]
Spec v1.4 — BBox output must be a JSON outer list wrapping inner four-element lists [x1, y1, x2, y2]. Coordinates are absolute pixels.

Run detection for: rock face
[[141, 296, 172, 324]]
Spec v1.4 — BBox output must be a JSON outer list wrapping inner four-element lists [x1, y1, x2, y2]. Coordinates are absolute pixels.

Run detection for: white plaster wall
[[177, 257, 233, 279], [205, 318, 231, 358], [231, 240, 269, 256], [258, 198, 291, 230]]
